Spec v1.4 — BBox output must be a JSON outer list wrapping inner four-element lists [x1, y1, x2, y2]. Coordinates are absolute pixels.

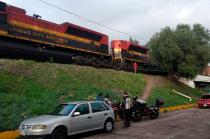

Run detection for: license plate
[[203, 104, 207, 107]]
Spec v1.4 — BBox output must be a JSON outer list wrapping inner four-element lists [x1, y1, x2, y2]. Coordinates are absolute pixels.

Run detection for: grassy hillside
[[147, 76, 202, 107], [0, 59, 202, 131], [0, 59, 145, 131]]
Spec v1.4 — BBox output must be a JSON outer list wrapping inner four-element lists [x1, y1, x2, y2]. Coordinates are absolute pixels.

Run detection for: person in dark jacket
[[96, 93, 103, 101]]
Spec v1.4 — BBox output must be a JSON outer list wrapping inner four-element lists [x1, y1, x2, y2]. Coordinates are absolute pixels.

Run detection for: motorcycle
[[112, 98, 164, 122], [131, 98, 164, 122]]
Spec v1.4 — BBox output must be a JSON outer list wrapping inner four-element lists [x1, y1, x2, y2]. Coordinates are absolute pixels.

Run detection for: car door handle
[[87, 116, 92, 119], [104, 113, 108, 116]]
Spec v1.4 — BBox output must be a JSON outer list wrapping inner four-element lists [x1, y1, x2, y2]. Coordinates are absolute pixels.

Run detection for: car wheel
[[104, 119, 114, 133], [51, 127, 67, 139]]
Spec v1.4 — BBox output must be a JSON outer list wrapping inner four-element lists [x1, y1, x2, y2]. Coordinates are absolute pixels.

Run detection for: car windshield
[[51, 104, 77, 116], [201, 95, 210, 99]]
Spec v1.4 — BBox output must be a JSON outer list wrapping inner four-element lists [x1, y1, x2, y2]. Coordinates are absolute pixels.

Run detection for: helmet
[[133, 96, 138, 101]]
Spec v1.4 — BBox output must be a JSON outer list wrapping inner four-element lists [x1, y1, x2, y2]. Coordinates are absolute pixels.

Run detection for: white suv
[[19, 101, 115, 139]]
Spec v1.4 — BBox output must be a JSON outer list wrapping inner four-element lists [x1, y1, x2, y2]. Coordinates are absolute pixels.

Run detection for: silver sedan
[[19, 101, 115, 139]]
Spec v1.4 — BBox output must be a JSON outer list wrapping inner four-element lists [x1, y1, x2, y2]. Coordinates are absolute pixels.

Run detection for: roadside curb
[[159, 103, 197, 113], [0, 130, 19, 139], [0, 103, 197, 139]]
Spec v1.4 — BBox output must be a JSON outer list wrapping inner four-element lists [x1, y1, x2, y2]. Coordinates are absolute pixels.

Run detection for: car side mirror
[[72, 112, 80, 117]]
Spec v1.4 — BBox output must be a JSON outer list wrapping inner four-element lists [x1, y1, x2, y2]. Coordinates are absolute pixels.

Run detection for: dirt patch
[[140, 74, 168, 100]]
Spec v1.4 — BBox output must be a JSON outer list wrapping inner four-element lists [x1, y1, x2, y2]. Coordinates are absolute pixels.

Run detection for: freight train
[[0, 1, 165, 74]]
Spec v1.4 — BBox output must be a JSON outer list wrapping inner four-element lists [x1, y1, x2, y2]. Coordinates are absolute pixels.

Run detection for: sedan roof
[[62, 101, 103, 105]]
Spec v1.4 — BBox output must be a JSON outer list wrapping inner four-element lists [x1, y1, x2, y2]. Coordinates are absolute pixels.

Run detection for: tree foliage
[[149, 24, 210, 79], [129, 37, 139, 45]]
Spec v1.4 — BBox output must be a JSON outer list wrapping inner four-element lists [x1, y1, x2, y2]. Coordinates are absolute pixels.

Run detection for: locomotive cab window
[[0, 14, 7, 24], [0, 2, 6, 12], [129, 45, 147, 54]]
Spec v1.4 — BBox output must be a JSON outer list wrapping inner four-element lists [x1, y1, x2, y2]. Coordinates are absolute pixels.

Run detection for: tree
[[129, 37, 139, 45], [149, 24, 210, 79]]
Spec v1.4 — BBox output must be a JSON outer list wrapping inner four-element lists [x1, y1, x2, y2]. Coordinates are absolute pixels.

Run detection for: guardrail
[[172, 89, 192, 101]]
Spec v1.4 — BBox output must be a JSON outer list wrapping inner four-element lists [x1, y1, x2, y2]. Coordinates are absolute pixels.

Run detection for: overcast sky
[[3, 0, 210, 44]]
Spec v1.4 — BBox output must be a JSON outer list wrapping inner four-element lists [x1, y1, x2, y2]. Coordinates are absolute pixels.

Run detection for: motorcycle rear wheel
[[150, 110, 159, 119]]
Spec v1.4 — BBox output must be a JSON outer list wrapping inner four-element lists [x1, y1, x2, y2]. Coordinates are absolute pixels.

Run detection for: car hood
[[21, 115, 65, 125], [198, 99, 210, 103]]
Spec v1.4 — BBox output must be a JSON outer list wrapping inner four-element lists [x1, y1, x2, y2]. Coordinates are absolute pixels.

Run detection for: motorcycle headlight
[[31, 124, 47, 130]]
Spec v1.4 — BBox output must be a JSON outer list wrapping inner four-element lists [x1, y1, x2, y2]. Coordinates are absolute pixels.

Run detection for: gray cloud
[[3, 0, 210, 44]]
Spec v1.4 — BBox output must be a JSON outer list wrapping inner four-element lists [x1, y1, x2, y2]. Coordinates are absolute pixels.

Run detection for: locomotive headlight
[[31, 124, 47, 130]]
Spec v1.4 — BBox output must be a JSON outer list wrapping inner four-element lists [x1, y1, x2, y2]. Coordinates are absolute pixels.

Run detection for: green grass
[[147, 79, 202, 107], [0, 59, 202, 131], [0, 59, 145, 131], [0, 72, 58, 131]]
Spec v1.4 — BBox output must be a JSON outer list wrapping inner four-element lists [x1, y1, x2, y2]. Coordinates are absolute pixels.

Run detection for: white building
[[179, 63, 210, 92]]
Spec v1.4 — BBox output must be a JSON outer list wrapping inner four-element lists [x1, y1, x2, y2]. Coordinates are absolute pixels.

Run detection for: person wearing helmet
[[132, 96, 146, 111], [133, 96, 138, 102], [132, 96, 139, 111]]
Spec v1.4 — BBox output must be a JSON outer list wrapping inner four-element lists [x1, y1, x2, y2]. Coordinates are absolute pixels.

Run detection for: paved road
[[70, 108, 210, 139]]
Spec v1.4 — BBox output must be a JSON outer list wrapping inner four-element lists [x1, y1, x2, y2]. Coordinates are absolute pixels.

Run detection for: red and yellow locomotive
[[0, 1, 165, 74], [0, 1, 109, 60]]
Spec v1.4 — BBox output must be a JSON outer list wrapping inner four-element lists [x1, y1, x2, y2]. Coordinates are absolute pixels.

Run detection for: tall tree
[[129, 37, 139, 45], [149, 24, 210, 79]]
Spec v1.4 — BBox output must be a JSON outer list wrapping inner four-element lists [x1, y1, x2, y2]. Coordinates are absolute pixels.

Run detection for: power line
[[38, 0, 147, 43]]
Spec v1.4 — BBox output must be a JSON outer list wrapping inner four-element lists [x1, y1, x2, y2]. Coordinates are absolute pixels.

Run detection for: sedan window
[[201, 95, 210, 99], [91, 102, 105, 113], [102, 102, 110, 110], [51, 104, 76, 116], [74, 103, 90, 115]]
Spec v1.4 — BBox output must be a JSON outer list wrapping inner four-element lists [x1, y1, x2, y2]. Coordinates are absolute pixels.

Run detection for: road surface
[[70, 108, 210, 139]]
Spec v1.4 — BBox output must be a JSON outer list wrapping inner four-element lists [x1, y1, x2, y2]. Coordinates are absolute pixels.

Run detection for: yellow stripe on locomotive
[[9, 20, 101, 47]]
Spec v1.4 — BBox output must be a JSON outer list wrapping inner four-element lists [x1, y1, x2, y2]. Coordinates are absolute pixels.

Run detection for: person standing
[[104, 94, 113, 107], [96, 93, 103, 101], [121, 91, 132, 128], [133, 62, 138, 73]]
